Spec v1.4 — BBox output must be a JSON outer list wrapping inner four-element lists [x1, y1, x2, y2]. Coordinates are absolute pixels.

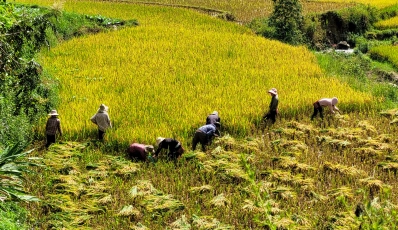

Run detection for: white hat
[[332, 97, 338, 105], [156, 137, 165, 146], [268, 88, 277, 95], [98, 104, 108, 112], [212, 111, 218, 115], [145, 145, 154, 153], [48, 110, 59, 116]]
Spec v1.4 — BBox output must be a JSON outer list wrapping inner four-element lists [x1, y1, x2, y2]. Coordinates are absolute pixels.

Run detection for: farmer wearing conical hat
[[154, 137, 184, 160], [127, 143, 155, 161], [192, 122, 221, 152], [45, 110, 63, 149], [262, 88, 279, 124], [206, 111, 221, 125], [311, 97, 341, 120], [90, 104, 112, 140]]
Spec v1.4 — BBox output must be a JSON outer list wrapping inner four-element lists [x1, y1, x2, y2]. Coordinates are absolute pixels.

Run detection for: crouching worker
[[311, 97, 341, 120], [192, 122, 221, 152], [154, 137, 185, 160], [127, 143, 155, 162]]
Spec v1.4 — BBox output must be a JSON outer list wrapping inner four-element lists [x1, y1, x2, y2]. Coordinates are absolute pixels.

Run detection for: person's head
[[332, 97, 338, 106], [48, 110, 59, 117], [268, 88, 277, 96], [214, 122, 221, 129], [212, 111, 218, 116], [175, 146, 185, 158], [145, 145, 155, 154], [98, 104, 108, 112], [156, 137, 165, 146]]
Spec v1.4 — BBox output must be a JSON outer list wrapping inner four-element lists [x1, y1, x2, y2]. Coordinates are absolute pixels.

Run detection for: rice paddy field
[[369, 45, 398, 69], [12, 0, 398, 229], [375, 15, 398, 29]]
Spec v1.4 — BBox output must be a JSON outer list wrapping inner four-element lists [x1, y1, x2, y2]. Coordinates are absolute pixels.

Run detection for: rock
[[336, 41, 350, 50]]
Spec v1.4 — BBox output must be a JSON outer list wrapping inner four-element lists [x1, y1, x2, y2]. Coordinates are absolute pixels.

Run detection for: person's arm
[[58, 120, 63, 135], [333, 105, 341, 113], [154, 142, 163, 157], [90, 114, 97, 124], [107, 114, 112, 128], [328, 104, 335, 113]]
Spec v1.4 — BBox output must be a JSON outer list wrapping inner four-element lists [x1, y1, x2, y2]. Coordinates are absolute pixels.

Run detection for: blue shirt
[[199, 124, 216, 136]]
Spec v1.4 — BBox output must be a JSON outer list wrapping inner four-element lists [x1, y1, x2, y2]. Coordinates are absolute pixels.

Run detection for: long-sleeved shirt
[[198, 124, 217, 136], [318, 98, 340, 113], [269, 95, 279, 112], [46, 116, 62, 135], [155, 138, 181, 156], [128, 143, 147, 160], [206, 113, 221, 125], [90, 111, 112, 131]]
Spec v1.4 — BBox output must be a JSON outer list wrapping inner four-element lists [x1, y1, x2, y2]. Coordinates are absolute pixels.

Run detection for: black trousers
[[46, 135, 56, 148], [263, 110, 277, 124], [311, 101, 324, 120], [98, 129, 105, 140], [192, 131, 209, 152]]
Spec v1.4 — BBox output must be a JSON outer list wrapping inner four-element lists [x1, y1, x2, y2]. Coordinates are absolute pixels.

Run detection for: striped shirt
[[46, 117, 62, 135]]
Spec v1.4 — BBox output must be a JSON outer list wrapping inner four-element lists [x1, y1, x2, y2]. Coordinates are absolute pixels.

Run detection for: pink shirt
[[318, 98, 339, 113]]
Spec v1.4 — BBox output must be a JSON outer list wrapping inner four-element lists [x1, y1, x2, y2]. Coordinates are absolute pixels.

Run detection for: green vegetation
[[3, 0, 398, 229]]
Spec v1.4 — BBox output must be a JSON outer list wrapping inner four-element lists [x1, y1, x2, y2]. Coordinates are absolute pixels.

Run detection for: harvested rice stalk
[[117, 205, 141, 218], [209, 193, 230, 207], [170, 215, 191, 230], [189, 185, 213, 194]]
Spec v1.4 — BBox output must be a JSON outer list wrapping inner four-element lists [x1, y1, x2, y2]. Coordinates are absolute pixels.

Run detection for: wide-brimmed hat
[[145, 145, 154, 153], [48, 110, 59, 116], [212, 111, 218, 116], [268, 88, 277, 95], [156, 137, 165, 146], [98, 104, 108, 112]]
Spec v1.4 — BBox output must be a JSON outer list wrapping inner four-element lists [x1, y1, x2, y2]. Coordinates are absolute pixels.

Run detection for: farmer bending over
[[311, 97, 340, 120], [127, 143, 154, 161], [154, 137, 184, 160], [192, 122, 221, 152]]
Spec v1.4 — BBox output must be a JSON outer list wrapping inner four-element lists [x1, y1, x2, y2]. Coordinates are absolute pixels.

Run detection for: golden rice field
[[14, 0, 398, 229], [369, 45, 398, 69], [16, 0, 355, 22], [25, 1, 375, 146], [315, 0, 398, 8], [375, 15, 398, 29], [24, 113, 398, 229]]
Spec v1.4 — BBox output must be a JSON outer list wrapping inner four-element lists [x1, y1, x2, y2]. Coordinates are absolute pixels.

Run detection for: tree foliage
[[268, 0, 304, 45]]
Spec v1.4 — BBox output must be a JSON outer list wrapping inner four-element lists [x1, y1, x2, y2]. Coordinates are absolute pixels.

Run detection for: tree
[[268, 0, 304, 45]]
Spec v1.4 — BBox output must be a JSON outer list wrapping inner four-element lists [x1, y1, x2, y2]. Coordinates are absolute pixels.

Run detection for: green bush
[[0, 201, 28, 230]]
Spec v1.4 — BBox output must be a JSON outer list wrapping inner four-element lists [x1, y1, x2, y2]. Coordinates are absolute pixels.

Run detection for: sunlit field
[[31, 2, 374, 146], [314, 0, 398, 8], [16, 0, 355, 22], [375, 15, 398, 29], [12, 0, 398, 229], [369, 45, 398, 69]]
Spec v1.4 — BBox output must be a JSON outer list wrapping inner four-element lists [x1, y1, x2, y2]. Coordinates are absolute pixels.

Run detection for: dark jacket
[[206, 112, 220, 125], [155, 138, 182, 156], [269, 95, 279, 112]]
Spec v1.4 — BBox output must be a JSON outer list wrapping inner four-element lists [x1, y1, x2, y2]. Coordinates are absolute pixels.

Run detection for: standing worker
[[90, 104, 112, 140], [192, 122, 221, 152], [45, 110, 63, 149], [154, 137, 184, 160], [262, 88, 279, 124], [311, 97, 340, 120], [206, 111, 220, 125]]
